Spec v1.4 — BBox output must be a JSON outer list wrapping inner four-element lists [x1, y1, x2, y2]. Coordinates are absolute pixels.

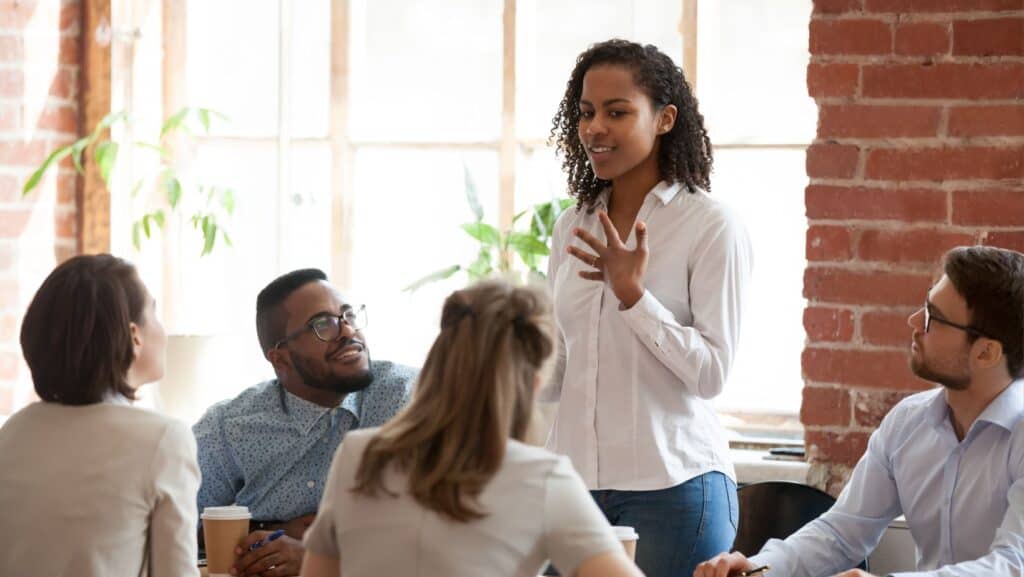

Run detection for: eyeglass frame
[[923, 300, 992, 340], [273, 304, 367, 350]]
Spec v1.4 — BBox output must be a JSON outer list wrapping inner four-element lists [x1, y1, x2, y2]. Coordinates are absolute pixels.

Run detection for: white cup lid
[[612, 526, 638, 541], [201, 505, 252, 520]]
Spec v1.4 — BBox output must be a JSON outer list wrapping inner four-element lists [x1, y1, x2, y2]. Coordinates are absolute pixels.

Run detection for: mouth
[[586, 144, 615, 158], [328, 339, 366, 363]]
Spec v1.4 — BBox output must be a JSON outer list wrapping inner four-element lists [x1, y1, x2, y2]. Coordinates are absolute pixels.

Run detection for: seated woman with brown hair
[[300, 280, 643, 577], [0, 254, 200, 577]]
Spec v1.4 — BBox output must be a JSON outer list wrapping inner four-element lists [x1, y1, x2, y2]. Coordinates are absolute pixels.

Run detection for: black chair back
[[734, 481, 868, 571]]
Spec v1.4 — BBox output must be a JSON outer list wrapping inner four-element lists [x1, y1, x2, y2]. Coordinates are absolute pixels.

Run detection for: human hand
[[568, 210, 649, 308], [692, 551, 758, 577], [232, 531, 305, 577]]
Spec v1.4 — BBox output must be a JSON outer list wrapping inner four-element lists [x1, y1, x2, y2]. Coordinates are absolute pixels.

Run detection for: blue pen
[[249, 529, 285, 552]]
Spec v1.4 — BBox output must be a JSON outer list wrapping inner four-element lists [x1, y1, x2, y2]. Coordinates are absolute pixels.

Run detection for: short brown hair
[[944, 246, 1024, 378], [353, 280, 554, 522], [21, 254, 147, 405]]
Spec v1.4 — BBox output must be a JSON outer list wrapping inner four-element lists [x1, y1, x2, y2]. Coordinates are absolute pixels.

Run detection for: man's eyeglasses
[[274, 305, 368, 349], [924, 301, 990, 339]]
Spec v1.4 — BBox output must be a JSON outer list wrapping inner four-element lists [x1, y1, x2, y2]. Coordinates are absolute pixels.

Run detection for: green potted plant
[[404, 167, 574, 292], [22, 106, 236, 255]]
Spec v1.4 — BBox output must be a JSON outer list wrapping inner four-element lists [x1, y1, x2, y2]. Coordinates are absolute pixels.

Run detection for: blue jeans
[[591, 472, 738, 577]]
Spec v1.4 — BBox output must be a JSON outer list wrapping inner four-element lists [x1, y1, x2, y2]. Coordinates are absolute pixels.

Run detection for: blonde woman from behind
[[300, 280, 643, 577]]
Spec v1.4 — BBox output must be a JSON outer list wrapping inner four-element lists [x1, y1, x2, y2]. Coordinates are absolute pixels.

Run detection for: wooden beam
[[499, 0, 516, 233], [162, 0, 187, 331], [329, 0, 354, 291], [681, 0, 697, 91], [80, 0, 113, 254]]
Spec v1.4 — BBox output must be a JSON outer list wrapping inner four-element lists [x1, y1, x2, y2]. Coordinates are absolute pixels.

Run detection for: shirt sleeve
[[304, 433, 360, 557], [193, 406, 242, 516], [618, 210, 753, 399], [543, 456, 621, 575], [888, 424, 1024, 577], [539, 213, 567, 403], [749, 417, 903, 577], [149, 420, 202, 577]]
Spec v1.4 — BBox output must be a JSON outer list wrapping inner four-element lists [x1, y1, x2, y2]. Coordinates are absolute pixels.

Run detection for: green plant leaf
[[220, 188, 236, 215], [22, 144, 73, 195], [134, 141, 168, 159], [164, 174, 182, 208], [512, 209, 528, 225], [160, 107, 190, 137], [142, 214, 152, 238], [463, 165, 483, 221], [130, 179, 144, 198], [461, 222, 500, 247], [95, 141, 119, 184], [507, 232, 550, 257], [222, 230, 233, 247], [152, 210, 165, 228], [131, 221, 142, 250], [198, 108, 211, 133], [402, 264, 461, 293], [466, 248, 493, 281], [201, 216, 217, 255], [96, 110, 127, 133], [70, 136, 91, 174]]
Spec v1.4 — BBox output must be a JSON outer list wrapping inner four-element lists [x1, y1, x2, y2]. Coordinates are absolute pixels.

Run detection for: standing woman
[[0, 255, 200, 577], [544, 39, 753, 577]]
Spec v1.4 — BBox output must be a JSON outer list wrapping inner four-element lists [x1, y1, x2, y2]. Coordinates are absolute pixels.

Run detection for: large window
[[110, 0, 814, 426]]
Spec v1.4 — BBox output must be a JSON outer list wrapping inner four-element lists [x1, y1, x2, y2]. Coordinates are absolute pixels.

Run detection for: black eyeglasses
[[924, 301, 990, 339], [274, 305, 367, 349]]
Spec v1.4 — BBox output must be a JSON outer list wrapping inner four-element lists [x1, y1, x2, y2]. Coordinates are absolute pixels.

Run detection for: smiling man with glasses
[[697, 246, 1024, 577], [193, 269, 417, 577]]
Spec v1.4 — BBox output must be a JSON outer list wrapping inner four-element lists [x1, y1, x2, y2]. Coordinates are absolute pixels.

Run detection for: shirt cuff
[[747, 542, 794, 577], [617, 289, 674, 348]]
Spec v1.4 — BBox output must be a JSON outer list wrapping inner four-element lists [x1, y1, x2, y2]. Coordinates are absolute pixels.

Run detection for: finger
[[567, 246, 600, 268], [236, 530, 269, 555], [235, 545, 275, 574], [597, 211, 624, 248], [261, 562, 295, 577], [579, 270, 604, 281], [572, 227, 607, 255], [635, 220, 648, 253], [244, 551, 282, 576]]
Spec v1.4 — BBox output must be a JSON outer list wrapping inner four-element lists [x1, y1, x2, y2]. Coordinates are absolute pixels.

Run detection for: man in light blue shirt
[[194, 269, 416, 577], [696, 246, 1024, 577]]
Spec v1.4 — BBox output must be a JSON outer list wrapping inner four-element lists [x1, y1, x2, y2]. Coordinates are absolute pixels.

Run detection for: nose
[[584, 116, 606, 137], [907, 307, 925, 331]]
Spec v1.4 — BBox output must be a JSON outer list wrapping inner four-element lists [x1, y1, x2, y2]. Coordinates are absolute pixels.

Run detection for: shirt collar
[[278, 382, 361, 435], [975, 378, 1024, 432], [592, 181, 681, 210]]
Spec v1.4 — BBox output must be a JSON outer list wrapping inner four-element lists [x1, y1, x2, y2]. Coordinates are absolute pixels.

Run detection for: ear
[[265, 347, 291, 375], [657, 104, 678, 135], [129, 321, 143, 358], [973, 338, 1005, 371]]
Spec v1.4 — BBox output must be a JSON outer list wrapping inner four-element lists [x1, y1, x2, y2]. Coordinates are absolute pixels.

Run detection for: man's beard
[[910, 352, 970, 391], [290, 337, 375, 394]]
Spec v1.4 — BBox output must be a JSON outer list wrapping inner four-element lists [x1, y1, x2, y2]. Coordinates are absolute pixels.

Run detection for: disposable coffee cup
[[202, 506, 252, 577], [612, 526, 638, 561]]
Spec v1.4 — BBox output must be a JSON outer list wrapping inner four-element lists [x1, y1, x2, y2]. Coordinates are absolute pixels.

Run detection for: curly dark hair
[[550, 39, 713, 208]]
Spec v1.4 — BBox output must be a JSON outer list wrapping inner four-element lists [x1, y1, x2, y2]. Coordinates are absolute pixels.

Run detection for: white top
[[304, 428, 622, 577], [0, 401, 201, 577], [750, 380, 1024, 577], [544, 181, 753, 490]]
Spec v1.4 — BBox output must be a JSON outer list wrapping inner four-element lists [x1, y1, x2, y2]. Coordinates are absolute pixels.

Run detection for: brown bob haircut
[[20, 254, 147, 405]]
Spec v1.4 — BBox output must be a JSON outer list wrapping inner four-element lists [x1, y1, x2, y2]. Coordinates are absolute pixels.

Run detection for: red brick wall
[[803, 0, 1024, 494], [0, 1, 81, 415]]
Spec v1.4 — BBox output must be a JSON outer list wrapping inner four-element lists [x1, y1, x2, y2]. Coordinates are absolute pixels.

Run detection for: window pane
[[515, 143, 567, 212], [697, 0, 816, 145], [711, 148, 807, 414], [348, 147, 499, 367], [282, 141, 332, 272], [348, 0, 503, 142], [173, 141, 280, 334], [186, 0, 279, 138], [516, 0, 683, 140], [289, 0, 330, 138]]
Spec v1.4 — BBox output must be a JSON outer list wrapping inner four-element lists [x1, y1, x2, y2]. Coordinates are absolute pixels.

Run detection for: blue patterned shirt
[[193, 360, 416, 522]]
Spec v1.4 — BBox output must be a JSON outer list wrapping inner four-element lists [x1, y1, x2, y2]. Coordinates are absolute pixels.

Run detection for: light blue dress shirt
[[193, 360, 416, 523], [750, 379, 1024, 577]]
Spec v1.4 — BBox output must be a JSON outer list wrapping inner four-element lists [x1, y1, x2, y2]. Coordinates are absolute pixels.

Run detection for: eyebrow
[[304, 304, 352, 325], [579, 98, 633, 107]]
